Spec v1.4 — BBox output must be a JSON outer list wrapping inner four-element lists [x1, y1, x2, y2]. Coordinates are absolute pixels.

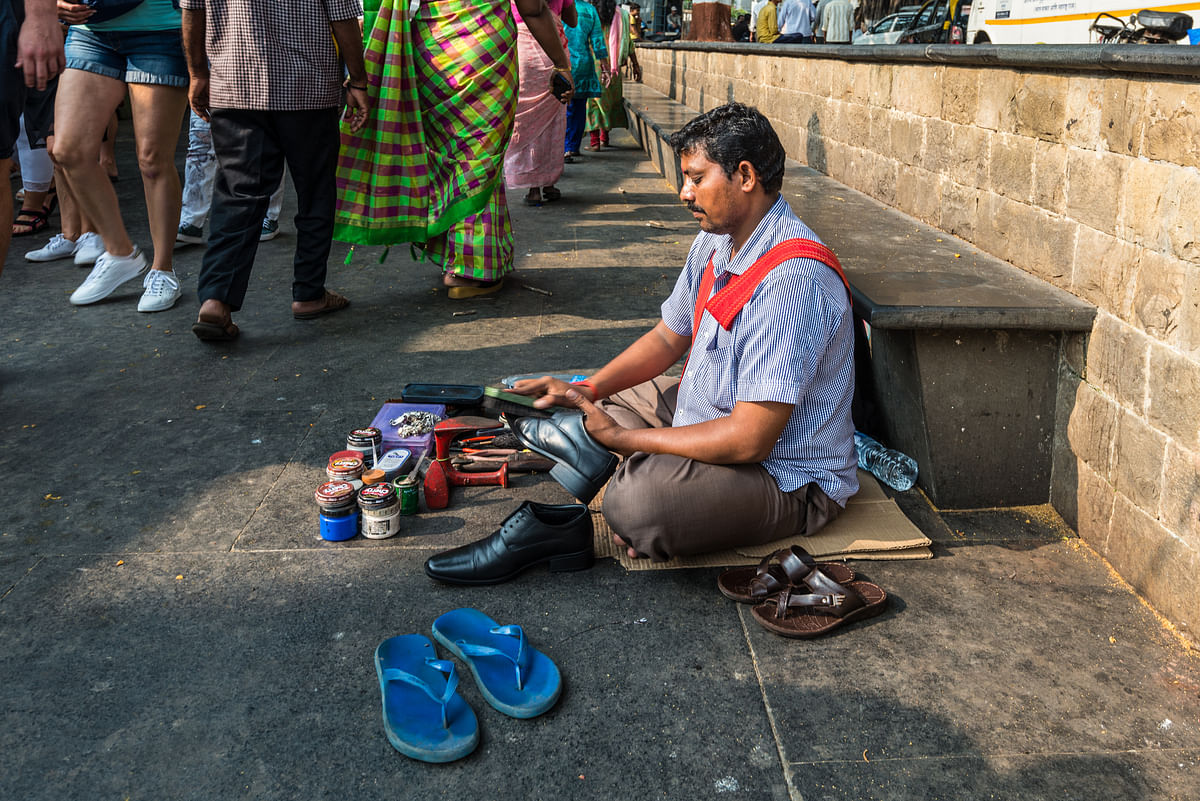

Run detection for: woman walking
[[507, 0, 576, 207], [562, 0, 607, 162], [584, 0, 640, 150], [54, 0, 190, 312], [336, 0, 573, 298]]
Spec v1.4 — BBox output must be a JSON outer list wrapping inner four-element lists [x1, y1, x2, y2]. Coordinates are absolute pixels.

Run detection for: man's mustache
[[686, 203, 704, 214]]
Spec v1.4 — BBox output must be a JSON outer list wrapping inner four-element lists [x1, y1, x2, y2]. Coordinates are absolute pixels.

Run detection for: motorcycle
[[1090, 9, 1194, 43]]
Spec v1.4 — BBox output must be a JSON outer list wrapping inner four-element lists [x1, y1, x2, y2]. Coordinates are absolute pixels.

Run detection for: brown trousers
[[598, 376, 841, 561]]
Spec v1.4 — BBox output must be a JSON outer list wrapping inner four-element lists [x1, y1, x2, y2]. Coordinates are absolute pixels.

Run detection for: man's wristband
[[343, 77, 368, 91], [571, 379, 600, 402]]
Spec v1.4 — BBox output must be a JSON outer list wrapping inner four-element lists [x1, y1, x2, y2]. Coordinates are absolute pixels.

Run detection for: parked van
[[967, 0, 1200, 43]]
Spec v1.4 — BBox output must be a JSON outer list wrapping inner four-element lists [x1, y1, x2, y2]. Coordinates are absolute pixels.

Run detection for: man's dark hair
[[668, 103, 786, 194]]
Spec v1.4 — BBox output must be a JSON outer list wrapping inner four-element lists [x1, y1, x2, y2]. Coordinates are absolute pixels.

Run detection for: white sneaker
[[69, 247, 148, 306], [25, 234, 79, 263], [73, 232, 105, 266], [137, 269, 182, 313]]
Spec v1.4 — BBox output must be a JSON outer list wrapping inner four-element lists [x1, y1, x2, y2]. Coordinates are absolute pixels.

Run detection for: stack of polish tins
[[314, 427, 417, 541]]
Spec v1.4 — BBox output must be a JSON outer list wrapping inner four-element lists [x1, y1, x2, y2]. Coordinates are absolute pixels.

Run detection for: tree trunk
[[689, 0, 733, 41]]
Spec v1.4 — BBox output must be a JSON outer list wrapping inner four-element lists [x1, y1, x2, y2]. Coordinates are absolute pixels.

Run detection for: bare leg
[[54, 172, 93, 240], [55, 170, 79, 240], [51, 69, 132, 257], [127, 83, 188, 272]]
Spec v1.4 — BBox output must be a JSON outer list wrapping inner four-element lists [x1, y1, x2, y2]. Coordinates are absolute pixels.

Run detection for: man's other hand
[[343, 86, 370, 132], [510, 376, 588, 409], [188, 75, 211, 122], [17, 3, 66, 90], [563, 388, 632, 455]]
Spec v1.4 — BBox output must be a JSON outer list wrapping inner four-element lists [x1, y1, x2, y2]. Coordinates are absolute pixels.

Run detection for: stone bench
[[622, 82, 1097, 510]]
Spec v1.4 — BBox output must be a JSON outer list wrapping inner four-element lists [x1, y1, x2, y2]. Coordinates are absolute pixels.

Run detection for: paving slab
[[3, 410, 317, 554]]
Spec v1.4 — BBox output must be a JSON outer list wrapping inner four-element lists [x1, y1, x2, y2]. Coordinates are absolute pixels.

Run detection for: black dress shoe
[[424, 501, 594, 585], [511, 411, 618, 504]]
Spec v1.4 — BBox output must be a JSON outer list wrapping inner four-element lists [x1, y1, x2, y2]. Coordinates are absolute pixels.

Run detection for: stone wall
[[637, 46, 1200, 644]]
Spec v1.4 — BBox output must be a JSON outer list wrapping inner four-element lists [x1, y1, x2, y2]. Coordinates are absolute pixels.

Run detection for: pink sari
[[505, 3, 572, 190]]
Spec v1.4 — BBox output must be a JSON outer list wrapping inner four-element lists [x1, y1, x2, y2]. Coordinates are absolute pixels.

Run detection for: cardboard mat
[[590, 471, 932, 571]]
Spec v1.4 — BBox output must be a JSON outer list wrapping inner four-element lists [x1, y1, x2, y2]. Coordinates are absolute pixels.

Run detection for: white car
[[854, 10, 918, 43]]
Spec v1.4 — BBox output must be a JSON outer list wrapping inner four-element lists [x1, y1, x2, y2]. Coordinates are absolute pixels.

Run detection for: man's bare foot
[[198, 298, 230, 321], [613, 533, 641, 559]]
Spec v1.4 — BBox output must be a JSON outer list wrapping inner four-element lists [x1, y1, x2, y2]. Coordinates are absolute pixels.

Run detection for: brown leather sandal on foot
[[750, 569, 887, 639], [293, 290, 350, 319], [192, 316, 240, 342], [718, 545, 855, 604]]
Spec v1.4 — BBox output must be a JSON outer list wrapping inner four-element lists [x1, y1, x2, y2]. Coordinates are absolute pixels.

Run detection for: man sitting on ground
[[515, 103, 858, 561]]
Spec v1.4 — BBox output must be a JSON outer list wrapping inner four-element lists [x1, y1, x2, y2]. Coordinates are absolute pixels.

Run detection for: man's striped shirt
[[661, 194, 859, 504]]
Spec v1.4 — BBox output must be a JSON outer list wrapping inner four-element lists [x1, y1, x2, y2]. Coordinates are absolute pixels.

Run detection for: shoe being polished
[[511, 411, 618, 504], [424, 501, 594, 585]]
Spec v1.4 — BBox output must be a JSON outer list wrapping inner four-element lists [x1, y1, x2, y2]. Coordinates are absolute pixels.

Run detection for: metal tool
[[423, 416, 508, 510]]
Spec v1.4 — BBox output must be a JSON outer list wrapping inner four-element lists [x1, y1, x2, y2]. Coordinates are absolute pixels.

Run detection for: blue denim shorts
[[64, 26, 188, 87]]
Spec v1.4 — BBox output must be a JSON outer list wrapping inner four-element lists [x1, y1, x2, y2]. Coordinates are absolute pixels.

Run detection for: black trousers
[[198, 107, 339, 311]]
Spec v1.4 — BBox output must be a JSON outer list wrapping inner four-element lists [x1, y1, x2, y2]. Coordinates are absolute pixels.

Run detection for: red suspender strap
[[691, 252, 720, 347], [705, 238, 849, 331], [683, 238, 848, 376]]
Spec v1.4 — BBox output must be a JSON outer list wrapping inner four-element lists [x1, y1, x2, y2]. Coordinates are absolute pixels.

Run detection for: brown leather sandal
[[750, 568, 887, 639], [293, 289, 350, 319], [192, 313, 240, 342], [717, 545, 855, 604]]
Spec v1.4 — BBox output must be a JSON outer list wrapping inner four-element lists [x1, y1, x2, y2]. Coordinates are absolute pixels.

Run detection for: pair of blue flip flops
[[374, 608, 562, 763]]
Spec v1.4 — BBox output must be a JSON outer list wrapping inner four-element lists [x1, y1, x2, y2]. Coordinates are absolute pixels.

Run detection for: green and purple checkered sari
[[336, 0, 517, 281]]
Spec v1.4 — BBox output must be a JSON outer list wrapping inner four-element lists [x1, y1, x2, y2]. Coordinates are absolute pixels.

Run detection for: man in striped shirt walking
[[181, 0, 370, 341], [515, 102, 859, 561]]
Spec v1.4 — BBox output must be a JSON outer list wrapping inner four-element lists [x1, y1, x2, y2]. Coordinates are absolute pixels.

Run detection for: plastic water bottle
[[854, 431, 918, 491]]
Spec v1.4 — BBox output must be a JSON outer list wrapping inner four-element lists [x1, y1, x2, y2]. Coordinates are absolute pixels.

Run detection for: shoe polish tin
[[315, 481, 359, 541], [327, 455, 365, 490], [346, 427, 383, 468], [358, 483, 400, 539], [393, 475, 419, 516]]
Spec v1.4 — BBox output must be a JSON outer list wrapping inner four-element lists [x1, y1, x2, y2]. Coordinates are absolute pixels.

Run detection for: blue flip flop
[[431, 608, 562, 719], [374, 634, 479, 762]]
